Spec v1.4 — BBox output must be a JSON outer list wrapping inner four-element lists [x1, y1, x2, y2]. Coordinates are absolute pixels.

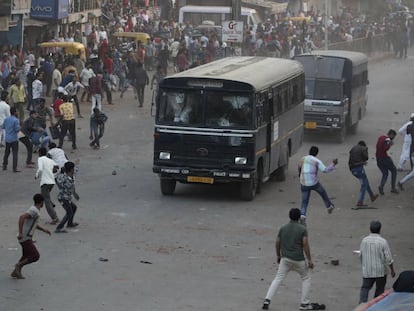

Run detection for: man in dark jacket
[[133, 62, 149, 107], [349, 141, 379, 206]]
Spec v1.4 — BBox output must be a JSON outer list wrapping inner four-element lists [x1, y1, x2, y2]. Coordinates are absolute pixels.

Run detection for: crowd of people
[[261, 115, 414, 309], [1, 2, 414, 308]]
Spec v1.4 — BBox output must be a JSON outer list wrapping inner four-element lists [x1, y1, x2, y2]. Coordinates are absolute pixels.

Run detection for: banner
[[13, 0, 30, 11], [30, 0, 69, 19], [222, 20, 244, 43], [0, 0, 12, 16]]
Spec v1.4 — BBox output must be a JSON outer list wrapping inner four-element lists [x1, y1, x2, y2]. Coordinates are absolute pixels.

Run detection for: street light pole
[[324, 0, 328, 50], [231, 0, 241, 21]]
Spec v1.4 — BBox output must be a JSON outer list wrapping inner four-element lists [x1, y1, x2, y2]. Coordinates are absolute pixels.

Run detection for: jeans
[[69, 95, 81, 115], [351, 165, 374, 203], [359, 276, 387, 303], [30, 130, 50, 149], [56, 200, 78, 230], [41, 184, 57, 221], [265, 257, 311, 305], [19, 136, 33, 164], [103, 83, 112, 105], [300, 182, 333, 217], [376, 157, 397, 190], [0, 128, 4, 144], [91, 94, 102, 113], [91, 123, 104, 147], [2, 141, 19, 171]]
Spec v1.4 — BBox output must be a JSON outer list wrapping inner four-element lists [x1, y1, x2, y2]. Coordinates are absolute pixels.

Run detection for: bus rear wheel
[[160, 178, 176, 195], [240, 177, 257, 201], [274, 149, 290, 182]]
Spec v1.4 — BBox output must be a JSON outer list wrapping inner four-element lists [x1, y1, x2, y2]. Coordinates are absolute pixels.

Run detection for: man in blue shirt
[[2, 107, 20, 172]]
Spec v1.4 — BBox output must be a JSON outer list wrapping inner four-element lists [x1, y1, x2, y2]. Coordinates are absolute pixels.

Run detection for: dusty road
[[0, 51, 413, 311]]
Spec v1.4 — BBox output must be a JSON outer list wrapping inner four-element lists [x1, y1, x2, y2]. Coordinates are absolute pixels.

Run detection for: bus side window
[[292, 78, 299, 106], [256, 93, 265, 127], [299, 75, 305, 102], [273, 87, 282, 117], [280, 86, 288, 111]]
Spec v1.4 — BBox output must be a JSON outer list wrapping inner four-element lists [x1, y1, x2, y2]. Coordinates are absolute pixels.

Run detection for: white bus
[[153, 57, 305, 201], [178, 5, 260, 30]]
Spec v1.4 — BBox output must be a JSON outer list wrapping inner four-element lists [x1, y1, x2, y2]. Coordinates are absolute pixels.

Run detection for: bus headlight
[[326, 117, 333, 122], [159, 152, 171, 160], [333, 117, 340, 123], [235, 157, 247, 165]]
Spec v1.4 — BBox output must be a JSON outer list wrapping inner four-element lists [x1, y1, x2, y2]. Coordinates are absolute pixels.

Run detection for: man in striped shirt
[[359, 220, 396, 303], [298, 146, 337, 224]]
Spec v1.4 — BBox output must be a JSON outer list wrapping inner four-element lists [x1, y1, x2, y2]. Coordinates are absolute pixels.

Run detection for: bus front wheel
[[160, 178, 176, 195], [336, 126, 346, 143], [240, 178, 257, 201]]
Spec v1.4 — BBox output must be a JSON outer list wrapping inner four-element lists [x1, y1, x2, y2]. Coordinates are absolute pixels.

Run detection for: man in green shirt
[[262, 208, 324, 310]]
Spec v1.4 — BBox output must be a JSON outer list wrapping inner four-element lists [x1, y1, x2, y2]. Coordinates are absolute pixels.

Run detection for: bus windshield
[[305, 79, 343, 100], [157, 89, 253, 128]]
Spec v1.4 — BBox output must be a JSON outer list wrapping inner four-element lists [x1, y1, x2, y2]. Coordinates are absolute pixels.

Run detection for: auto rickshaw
[[38, 42, 86, 61]]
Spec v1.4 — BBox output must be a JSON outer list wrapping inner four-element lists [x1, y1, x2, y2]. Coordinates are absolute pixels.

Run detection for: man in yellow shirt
[[9, 79, 26, 124], [58, 95, 77, 150]]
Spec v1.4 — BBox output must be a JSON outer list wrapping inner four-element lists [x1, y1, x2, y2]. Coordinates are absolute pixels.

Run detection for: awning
[[24, 18, 49, 27], [242, 0, 288, 14]]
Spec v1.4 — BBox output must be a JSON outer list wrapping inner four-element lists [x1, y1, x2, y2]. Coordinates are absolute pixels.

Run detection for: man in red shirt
[[376, 129, 398, 195]]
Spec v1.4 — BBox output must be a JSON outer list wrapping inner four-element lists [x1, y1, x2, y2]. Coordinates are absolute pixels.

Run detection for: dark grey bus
[[153, 57, 305, 200], [295, 50, 369, 142]]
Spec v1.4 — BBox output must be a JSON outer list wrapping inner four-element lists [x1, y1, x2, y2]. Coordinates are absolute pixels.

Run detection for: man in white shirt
[[359, 221, 396, 303], [64, 76, 84, 118], [32, 72, 44, 108], [47, 142, 68, 170], [51, 63, 62, 101], [98, 26, 108, 42], [397, 113, 414, 171], [35, 147, 59, 224], [80, 63, 95, 102], [0, 90, 10, 146]]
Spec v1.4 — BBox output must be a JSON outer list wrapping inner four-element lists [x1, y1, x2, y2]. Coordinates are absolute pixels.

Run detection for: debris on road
[[140, 260, 153, 264]]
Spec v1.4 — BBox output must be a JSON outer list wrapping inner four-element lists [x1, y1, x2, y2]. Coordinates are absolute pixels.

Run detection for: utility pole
[[324, 0, 329, 50], [231, 0, 241, 21]]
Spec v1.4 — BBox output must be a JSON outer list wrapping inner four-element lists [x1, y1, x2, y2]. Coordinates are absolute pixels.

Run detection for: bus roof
[[163, 57, 304, 91], [179, 5, 257, 14], [297, 50, 368, 67]]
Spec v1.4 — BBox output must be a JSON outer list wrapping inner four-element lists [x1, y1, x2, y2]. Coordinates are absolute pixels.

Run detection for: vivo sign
[[31, 5, 53, 13], [30, 0, 69, 19]]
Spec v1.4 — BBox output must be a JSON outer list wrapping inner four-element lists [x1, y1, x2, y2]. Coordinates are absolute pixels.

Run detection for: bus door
[[256, 91, 271, 178]]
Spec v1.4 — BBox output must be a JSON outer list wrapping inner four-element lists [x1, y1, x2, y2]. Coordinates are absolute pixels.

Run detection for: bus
[[295, 50, 369, 143], [153, 57, 305, 201], [178, 5, 260, 31]]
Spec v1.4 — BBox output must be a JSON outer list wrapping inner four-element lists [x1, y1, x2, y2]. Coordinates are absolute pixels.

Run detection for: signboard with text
[[30, 0, 69, 19], [13, 0, 30, 11], [222, 20, 244, 43], [0, 0, 12, 16]]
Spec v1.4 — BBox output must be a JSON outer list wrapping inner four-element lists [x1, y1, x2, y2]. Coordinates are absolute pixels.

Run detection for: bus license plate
[[305, 122, 317, 129], [187, 176, 214, 184]]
